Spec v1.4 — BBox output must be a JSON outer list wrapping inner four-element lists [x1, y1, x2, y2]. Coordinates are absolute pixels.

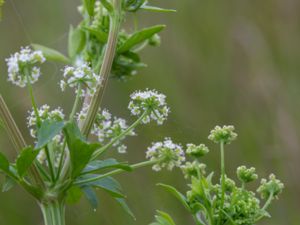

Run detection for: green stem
[[219, 141, 226, 224], [74, 160, 156, 185], [193, 214, 205, 225], [40, 201, 66, 225], [69, 84, 82, 121], [45, 146, 56, 182], [254, 192, 274, 222], [81, 0, 122, 137], [91, 111, 148, 159]]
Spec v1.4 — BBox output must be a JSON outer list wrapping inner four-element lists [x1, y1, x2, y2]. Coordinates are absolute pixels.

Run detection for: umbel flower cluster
[[152, 125, 284, 225]]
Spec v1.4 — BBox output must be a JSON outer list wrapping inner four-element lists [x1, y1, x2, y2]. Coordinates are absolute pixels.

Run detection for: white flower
[[27, 105, 65, 138], [6, 46, 45, 87], [60, 63, 100, 97], [77, 107, 135, 152], [146, 138, 185, 171], [128, 89, 170, 125]]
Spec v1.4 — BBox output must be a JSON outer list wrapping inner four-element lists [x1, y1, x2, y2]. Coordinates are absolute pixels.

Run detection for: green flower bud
[[148, 34, 161, 47], [186, 143, 209, 158], [257, 174, 284, 199], [237, 166, 258, 183], [208, 125, 237, 144], [181, 161, 206, 179], [224, 176, 236, 192]]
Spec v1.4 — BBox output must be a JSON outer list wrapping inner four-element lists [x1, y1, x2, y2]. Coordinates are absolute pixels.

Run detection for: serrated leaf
[[115, 198, 135, 219], [84, 0, 96, 17], [36, 120, 65, 149], [141, 5, 176, 13], [2, 175, 16, 192], [118, 25, 166, 53], [32, 44, 70, 64], [83, 27, 108, 43], [0, 152, 10, 174], [16, 147, 39, 177], [66, 186, 83, 204], [78, 175, 125, 198], [68, 25, 86, 59], [82, 158, 132, 174], [82, 186, 99, 210], [158, 183, 190, 211]]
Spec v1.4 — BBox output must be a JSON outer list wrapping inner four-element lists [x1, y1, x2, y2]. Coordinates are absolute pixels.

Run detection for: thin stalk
[[92, 111, 148, 159], [45, 146, 56, 182], [219, 141, 226, 224], [74, 160, 157, 185], [81, 0, 122, 136], [193, 214, 206, 225], [254, 192, 274, 222], [69, 84, 82, 121]]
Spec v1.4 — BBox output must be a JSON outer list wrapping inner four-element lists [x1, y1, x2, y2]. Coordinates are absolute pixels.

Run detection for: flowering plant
[[151, 126, 284, 225]]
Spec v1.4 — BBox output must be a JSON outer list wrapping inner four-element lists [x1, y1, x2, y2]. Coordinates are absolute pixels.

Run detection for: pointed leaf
[[141, 5, 176, 13], [36, 120, 65, 149], [0, 152, 10, 174], [78, 175, 125, 198], [68, 25, 86, 59], [118, 25, 166, 53], [82, 158, 132, 174], [2, 175, 16, 192], [82, 186, 99, 210], [32, 44, 70, 63], [158, 183, 190, 211], [82, 27, 108, 43], [99, 0, 113, 13], [115, 198, 135, 219], [84, 0, 96, 17], [16, 147, 39, 177], [66, 186, 83, 204]]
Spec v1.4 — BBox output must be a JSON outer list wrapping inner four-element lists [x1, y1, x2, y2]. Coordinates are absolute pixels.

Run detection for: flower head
[[208, 125, 237, 144], [128, 89, 170, 125], [237, 166, 258, 184], [257, 174, 284, 199], [77, 107, 134, 153], [6, 46, 45, 87], [60, 63, 100, 97], [186, 143, 209, 158], [27, 105, 64, 138], [181, 161, 206, 179], [146, 138, 185, 171]]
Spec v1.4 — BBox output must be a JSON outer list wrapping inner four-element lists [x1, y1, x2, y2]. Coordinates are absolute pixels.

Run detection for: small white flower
[[128, 89, 170, 125], [27, 105, 65, 138], [6, 46, 45, 87], [146, 138, 185, 171], [60, 63, 100, 97]]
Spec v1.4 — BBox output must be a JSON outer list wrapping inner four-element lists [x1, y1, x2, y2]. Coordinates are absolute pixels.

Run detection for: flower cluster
[[77, 107, 135, 153], [60, 63, 100, 97], [146, 138, 185, 171], [237, 166, 258, 184], [257, 174, 284, 199], [186, 143, 209, 158], [128, 90, 170, 125], [27, 104, 65, 138], [181, 161, 206, 179], [6, 46, 45, 87], [208, 125, 237, 144]]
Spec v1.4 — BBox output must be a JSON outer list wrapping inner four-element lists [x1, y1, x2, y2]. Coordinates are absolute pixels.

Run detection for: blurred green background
[[0, 0, 299, 224]]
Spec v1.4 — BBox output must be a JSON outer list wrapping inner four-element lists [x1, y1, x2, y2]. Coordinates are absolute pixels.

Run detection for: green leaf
[[83, 0, 96, 17], [0, 152, 10, 174], [150, 211, 176, 225], [82, 27, 108, 43], [118, 25, 166, 53], [82, 186, 99, 210], [68, 25, 86, 59], [16, 147, 39, 177], [64, 121, 85, 141], [141, 5, 176, 13], [66, 186, 83, 204], [99, 0, 113, 13], [82, 158, 132, 174], [78, 175, 125, 198], [31, 44, 70, 64], [115, 198, 135, 219], [157, 183, 190, 211], [2, 175, 16, 192], [36, 120, 65, 149]]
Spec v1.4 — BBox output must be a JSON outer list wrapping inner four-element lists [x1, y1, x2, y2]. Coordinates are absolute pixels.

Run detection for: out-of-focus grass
[[0, 0, 299, 224]]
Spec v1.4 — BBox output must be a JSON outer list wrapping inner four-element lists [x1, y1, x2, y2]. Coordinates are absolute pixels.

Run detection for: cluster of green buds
[[155, 125, 284, 225]]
